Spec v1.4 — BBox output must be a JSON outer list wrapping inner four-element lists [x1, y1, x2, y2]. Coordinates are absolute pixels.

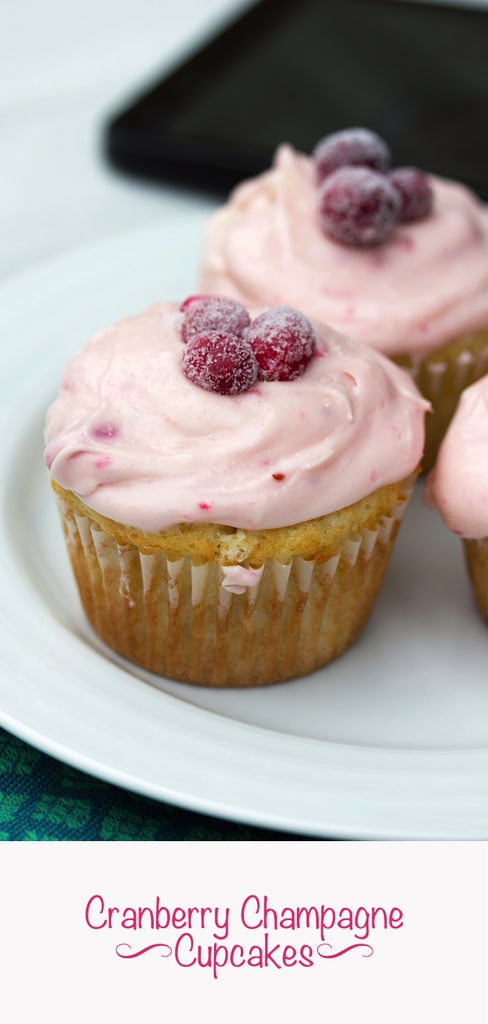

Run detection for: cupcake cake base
[[399, 327, 488, 472]]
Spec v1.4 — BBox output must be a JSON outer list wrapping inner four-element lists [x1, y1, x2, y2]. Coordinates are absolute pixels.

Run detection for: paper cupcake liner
[[56, 481, 413, 688], [463, 537, 488, 624], [401, 328, 488, 472]]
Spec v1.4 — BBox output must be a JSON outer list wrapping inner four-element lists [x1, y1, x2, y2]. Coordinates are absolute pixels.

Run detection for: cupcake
[[425, 374, 488, 622], [199, 128, 488, 471], [44, 296, 426, 687]]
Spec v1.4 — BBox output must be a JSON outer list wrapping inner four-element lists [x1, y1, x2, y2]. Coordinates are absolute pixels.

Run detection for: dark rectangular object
[[105, 0, 488, 198]]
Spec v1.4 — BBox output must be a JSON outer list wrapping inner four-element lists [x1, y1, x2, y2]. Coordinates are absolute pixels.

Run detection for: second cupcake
[[199, 128, 488, 471]]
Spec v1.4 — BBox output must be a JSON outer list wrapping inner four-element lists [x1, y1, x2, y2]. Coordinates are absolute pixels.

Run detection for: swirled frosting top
[[199, 145, 488, 358], [425, 376, 488, 539], [44, 302, 427, 533]]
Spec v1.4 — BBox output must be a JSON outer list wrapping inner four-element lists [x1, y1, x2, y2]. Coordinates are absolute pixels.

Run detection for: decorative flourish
[[316, 942, 374, 959], [115, 943, 172, 959]]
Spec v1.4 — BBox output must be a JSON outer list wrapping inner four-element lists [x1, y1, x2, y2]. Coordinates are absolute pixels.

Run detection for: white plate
[[1, 213, 488, 840]]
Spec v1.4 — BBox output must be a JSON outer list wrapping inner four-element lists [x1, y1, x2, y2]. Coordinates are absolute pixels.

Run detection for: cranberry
[[318, 166, 400, 247], [180, 295, 250, 343], [313, 127, 390, 183], [246, 307, 316, 381], [180, 294, 210, 310], [389, 167, 433, 222], [182, 330, 258, 395], [91, 422, 118, 439]]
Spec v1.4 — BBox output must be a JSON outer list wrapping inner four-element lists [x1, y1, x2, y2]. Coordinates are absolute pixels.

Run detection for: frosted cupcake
[[199, 128, 488, 471], [425, 374, 488, 622], [44, 296, 426, 687]]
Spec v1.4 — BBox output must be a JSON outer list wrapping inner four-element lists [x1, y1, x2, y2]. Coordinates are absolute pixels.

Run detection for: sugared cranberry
[[180, 295, 250, 343], [313, 127, 390, 184], [246, 307, 316, 381], [318, 166, 400, 247], [389, 167, 433, 222], [182, 330, 258, 394]]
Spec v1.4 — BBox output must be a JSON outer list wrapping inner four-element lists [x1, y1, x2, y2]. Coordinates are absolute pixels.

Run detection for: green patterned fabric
[[0, 727, 308, 841]]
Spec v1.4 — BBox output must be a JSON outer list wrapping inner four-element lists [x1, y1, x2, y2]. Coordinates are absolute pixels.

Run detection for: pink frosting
[[425, 376, 488, 539], [221, 565, 264, 594], [44, 302, 427, 533], [199, 145, 488, 359]]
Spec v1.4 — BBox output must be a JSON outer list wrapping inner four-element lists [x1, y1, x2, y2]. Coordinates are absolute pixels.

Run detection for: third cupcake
[[426, 374, 488, 623]]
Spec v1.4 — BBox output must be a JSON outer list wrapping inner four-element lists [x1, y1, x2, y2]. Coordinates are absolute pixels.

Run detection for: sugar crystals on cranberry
[[247, 307, 316, 381], [180, 293, 318, 394], [180, 295, 250, 343], [318, 166, 400, 248], [388, 167, 433, 222], [313, 127, 434, 247], [313, 127, 391, 184], [182, 330, 258, 395]]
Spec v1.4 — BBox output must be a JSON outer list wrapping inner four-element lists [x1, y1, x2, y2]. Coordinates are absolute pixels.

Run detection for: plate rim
[[1, 215, 488, 840]]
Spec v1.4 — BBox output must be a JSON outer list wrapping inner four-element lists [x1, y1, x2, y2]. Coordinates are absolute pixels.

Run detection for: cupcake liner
[[463, 537, 488, 624], [400, 327, 488, 472], [56, 479, 414, 688]]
